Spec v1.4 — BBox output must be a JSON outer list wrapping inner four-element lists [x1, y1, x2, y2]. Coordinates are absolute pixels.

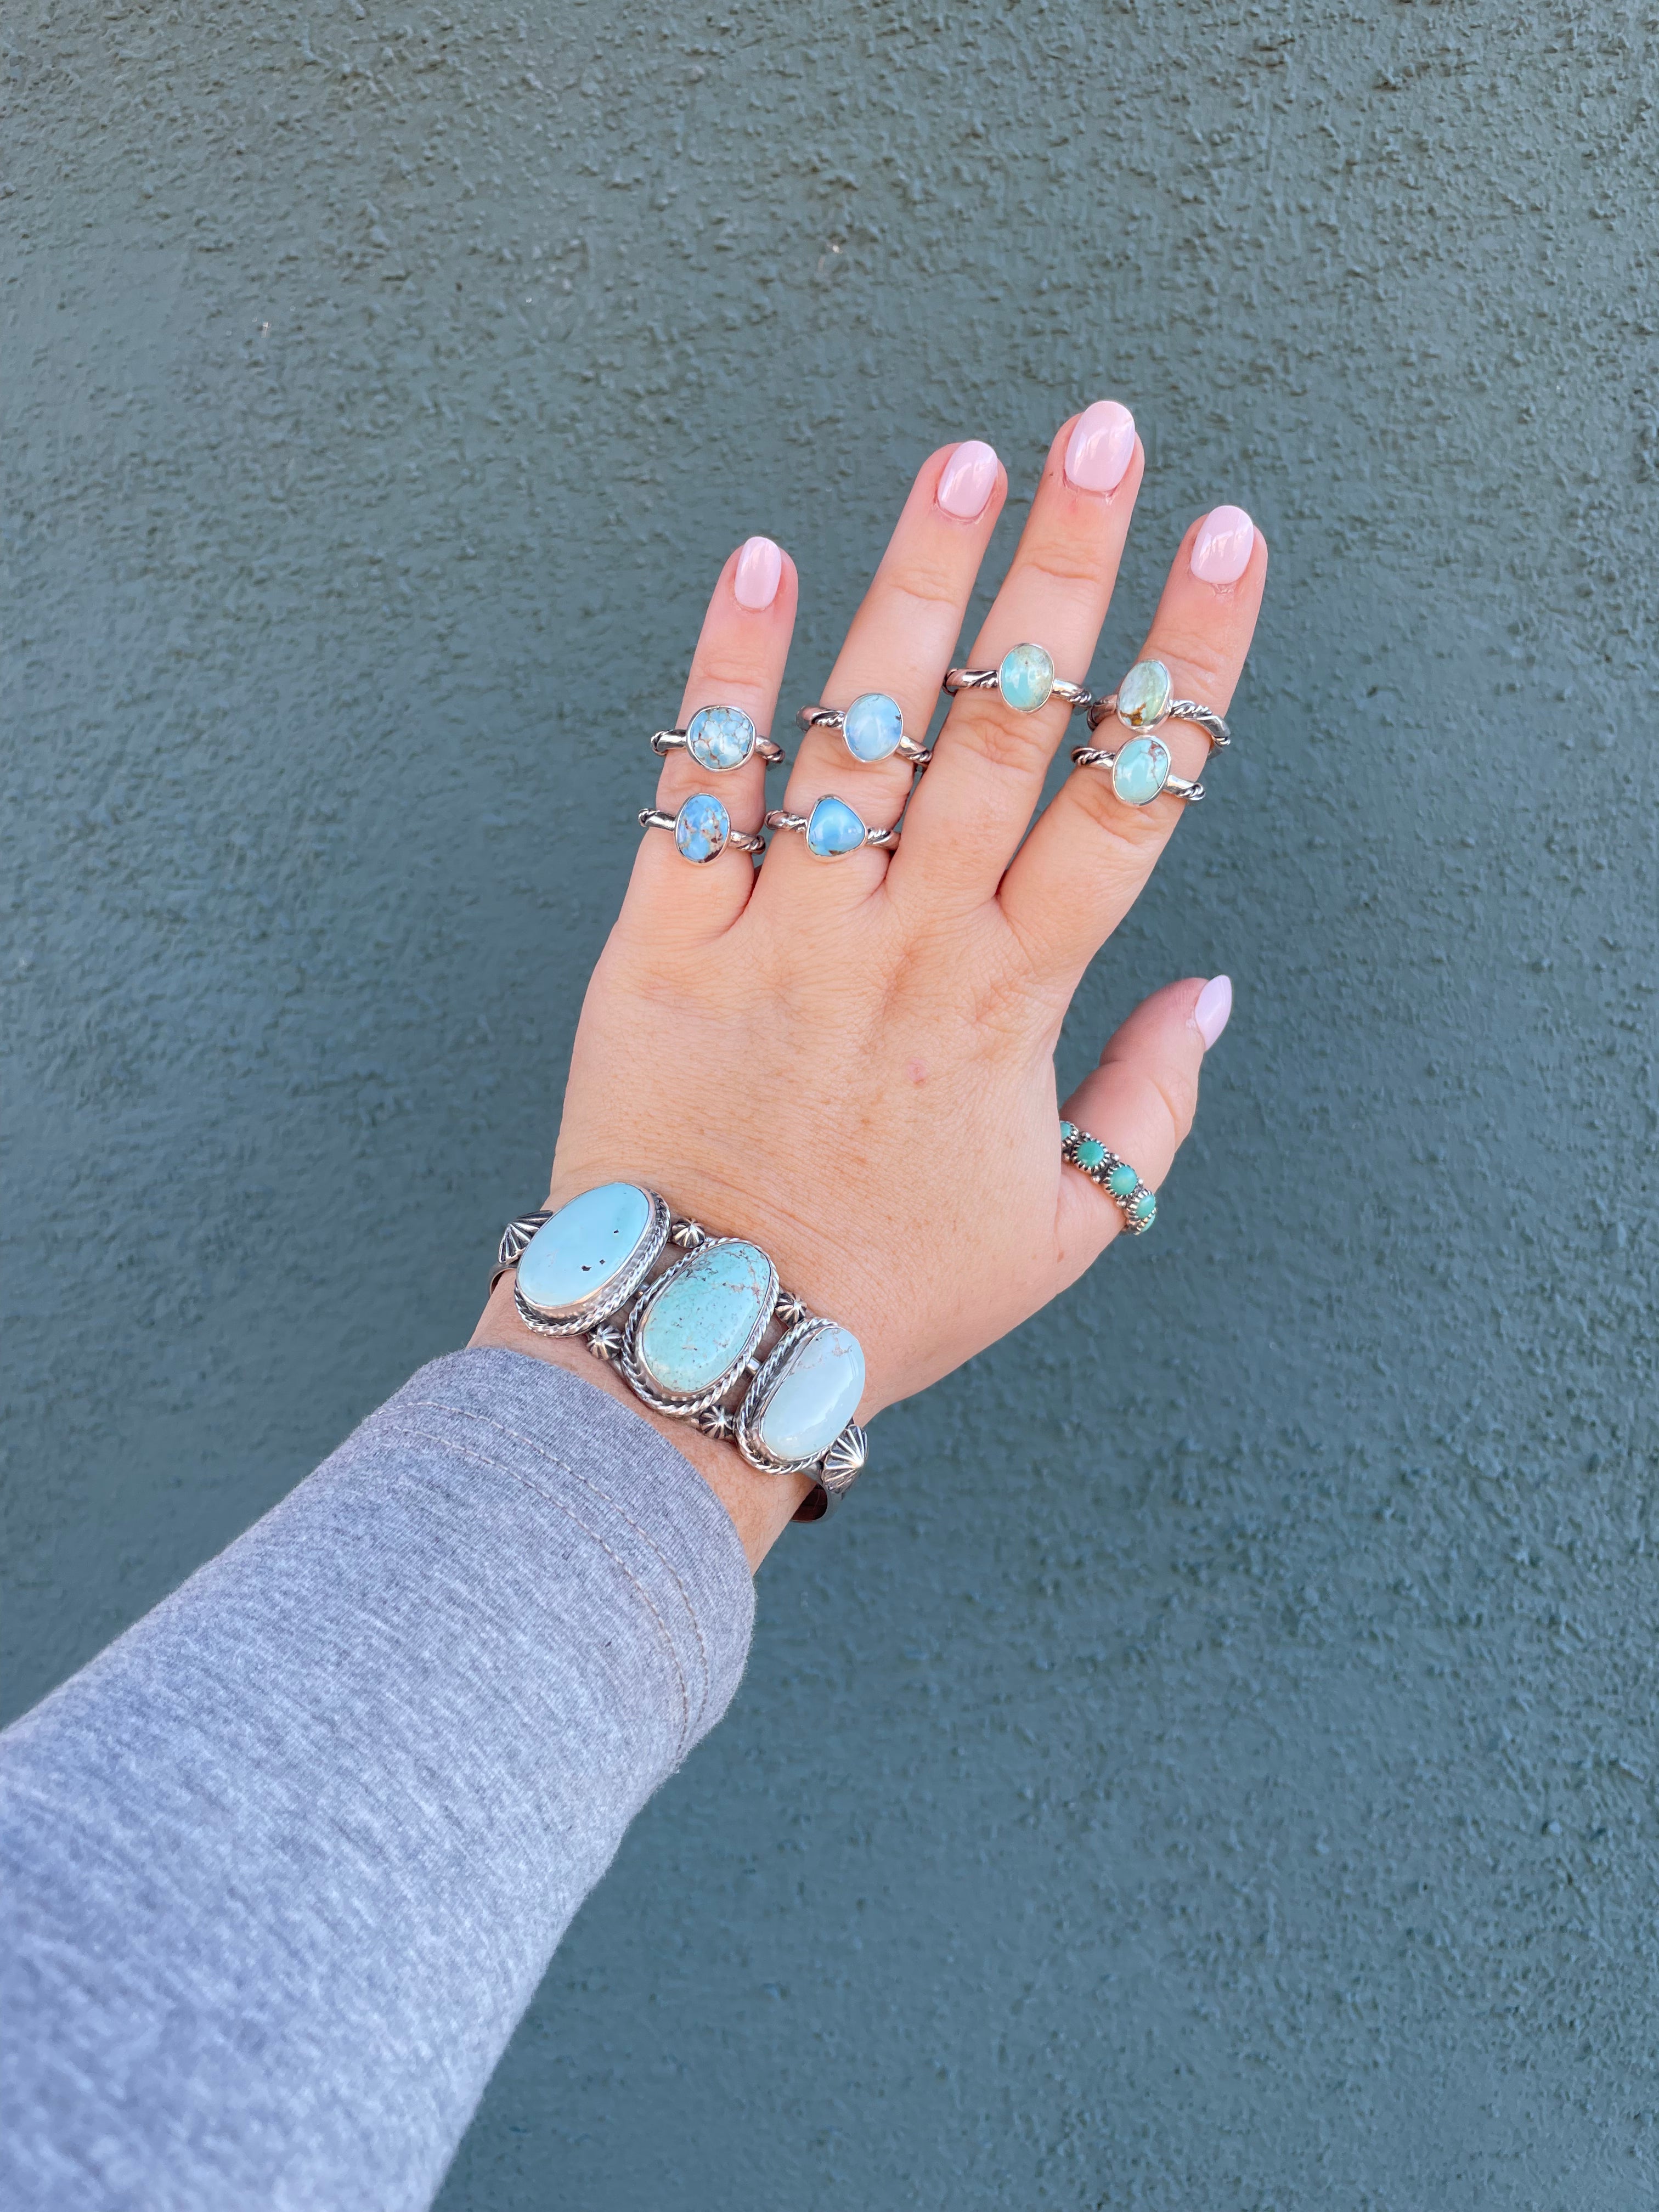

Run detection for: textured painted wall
[[5, 1, 1657, 2203]]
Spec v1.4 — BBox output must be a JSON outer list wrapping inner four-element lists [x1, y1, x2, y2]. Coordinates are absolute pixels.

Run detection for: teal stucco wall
[[5, 3, 1657, 2204]]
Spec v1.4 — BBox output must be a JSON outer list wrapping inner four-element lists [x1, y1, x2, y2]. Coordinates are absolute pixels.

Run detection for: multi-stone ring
[[795, 691, 932, 768], [766, 797, 899, 859], [1060, 1120, 1157, 1234], [1070, 657, 1229, 809], [651, 703, 785, 772], [640, 795, 767, 864], [943, 642, 1093, 717]]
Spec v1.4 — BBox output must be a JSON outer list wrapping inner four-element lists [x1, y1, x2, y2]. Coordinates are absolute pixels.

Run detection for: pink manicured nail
[[1190, 506, 1255, 585], [733, 535, 783, 610], [936, 439, 998, 521], [1063, 400, 1136, 494], [1193, 974, 1233, 1049]]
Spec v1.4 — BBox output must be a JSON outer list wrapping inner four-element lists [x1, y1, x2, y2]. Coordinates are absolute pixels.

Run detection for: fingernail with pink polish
[[1064, 400, 1136, 494], [936, 439, 999, 521], [1190, 506, 1255, 585], [1194, 974, 1233, 1049], [733, 535, 783, 610]]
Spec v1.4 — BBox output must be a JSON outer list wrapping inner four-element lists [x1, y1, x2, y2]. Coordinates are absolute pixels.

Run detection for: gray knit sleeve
[[0, 1347, 755, 2211]]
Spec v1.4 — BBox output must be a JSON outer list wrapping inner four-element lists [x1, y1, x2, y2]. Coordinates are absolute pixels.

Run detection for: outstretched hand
[[474, 407, 1266, 1561]]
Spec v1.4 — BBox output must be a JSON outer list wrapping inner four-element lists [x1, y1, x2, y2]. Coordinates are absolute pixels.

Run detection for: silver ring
[[765, 796, 899, 858], [640, 794, 766, 862], [650, 703, 785, 771], [1069, 742, 1204, 806], [1060, 1121, 1156, 1234], [1085, 658, 1229, 749], [943, 642, 1093, 716], [795, 691, 932, 768]]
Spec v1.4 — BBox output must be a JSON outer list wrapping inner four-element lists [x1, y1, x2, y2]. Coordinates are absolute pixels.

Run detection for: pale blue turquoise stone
[[675, 791, 730, 862], [997, 642, 1055, 713], [805, 794, 867, 857], [518, 1182, 652, 1314], [1111, 735, 1170, 806], [1116, 659, 1172, 730], [686, 704, 755, 772], [843, 692, 904, 763], [755, 1324, 865, 1464], [636, 1240, 772, 1395]]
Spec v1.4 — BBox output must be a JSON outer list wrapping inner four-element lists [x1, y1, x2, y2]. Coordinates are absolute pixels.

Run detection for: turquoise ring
[[796, 692, 932, 768], [944, 642, 1093, 716], [1060, 1120, 1157, 1234], [652, 704, 785, 771], [765, 795, 899, 859], [639, 795, 766, 864]]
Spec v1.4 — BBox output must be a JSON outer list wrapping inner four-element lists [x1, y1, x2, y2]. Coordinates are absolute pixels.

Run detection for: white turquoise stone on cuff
[[636, 1240, 774, 1395], [675, 791, 731, 862], [1111, 734, 1171, 806], [755, 1324, 866, 1464], [843, 692, 905, 763], [805, 794, 868, 857], [686, 704, 756, 772], [518, 1182, 652, 1314], [1116, 659, 1172, 730], [997, 642, 1056, 713]]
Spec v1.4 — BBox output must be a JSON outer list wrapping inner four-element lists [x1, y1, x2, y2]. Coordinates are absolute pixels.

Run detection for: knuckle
[[1146, 622, 1238, 704], [946, 701, 1055, 778], [1062, 767, 1172, 868]]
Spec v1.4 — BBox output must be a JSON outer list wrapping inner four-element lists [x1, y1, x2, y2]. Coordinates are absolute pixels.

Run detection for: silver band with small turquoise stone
[[496, 1182, 868, 1520], [944, 642, 1093, 718], [1059, 1121, 1157, 1235], [795, 692, 933, 768], [652, 703, 786, 771], [766, 795, 899, 860], [640, 795, 767, 862]]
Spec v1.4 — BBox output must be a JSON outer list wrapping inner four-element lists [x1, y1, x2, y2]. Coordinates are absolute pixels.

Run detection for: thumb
[[1055, 973, 1233, 1271]]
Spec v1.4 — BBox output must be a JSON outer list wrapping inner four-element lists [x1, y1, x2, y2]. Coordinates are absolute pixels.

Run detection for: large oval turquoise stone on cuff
[[805, 794, 868, 857], [1111, 735, 1171, 806], [686, 704, 756, 772], [755, 1324, 866, 1464], [843, 692, 905, 763], [997, 642, 1056, 713], [636, 1240, 774, 1396], [675, 791, 731, 862], [1115, 659, 1172, 730], [518, 1183, 653, 1314]]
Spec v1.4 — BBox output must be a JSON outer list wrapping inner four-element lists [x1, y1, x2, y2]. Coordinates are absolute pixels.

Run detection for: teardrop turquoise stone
[[805, 795, 867, 857]]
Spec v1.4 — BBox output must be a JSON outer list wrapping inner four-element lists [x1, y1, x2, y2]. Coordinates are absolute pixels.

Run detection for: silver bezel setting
[[619, 1235, 780, 1418], [736, 1316, 855, 1477], [512, 1188, 672, 1335]]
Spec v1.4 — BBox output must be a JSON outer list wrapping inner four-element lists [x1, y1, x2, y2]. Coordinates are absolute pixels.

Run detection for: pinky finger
[[1054, 974, 1233, 1272]]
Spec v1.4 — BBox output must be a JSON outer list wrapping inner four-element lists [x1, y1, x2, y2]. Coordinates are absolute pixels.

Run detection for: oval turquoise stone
[[1107, 1162, 1138, 1199], [1116, 659, 1172, 730], [1111, 735, 1170, 806], [636, 1240, 773, 1395], [1075, 1137, 1108, 1171], [755, 1324, 866, 1464], [518, 1183, 652, 1314], [997, 642, 1055, 713], [686, 704, 756, 772], [675, 791, 730, 862], [805, 794, 867, 858], [843, 692, 904, 763], [1132, 1190, 1156, 1226]]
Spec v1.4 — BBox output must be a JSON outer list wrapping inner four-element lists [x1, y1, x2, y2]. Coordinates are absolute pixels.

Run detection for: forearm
[[0, 1349, 754, 2212]]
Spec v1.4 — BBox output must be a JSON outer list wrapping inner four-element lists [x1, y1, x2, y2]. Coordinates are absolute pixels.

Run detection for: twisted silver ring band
[[1060, 1121, 1157, 1234], [651, 703, 785, 771], [1085, 658, 1230, 749], [795, 692, 932, 768], [1069, 743, 1205, 805], [640, 797, 766, 862], [944, 642, 1092, 716], [766, 798, 899, 857]]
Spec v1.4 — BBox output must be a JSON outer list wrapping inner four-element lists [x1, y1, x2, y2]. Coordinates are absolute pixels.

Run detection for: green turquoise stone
[[805, 794, 867, 857], [843, 692, 905, 763], [1059, 1121, 1077, 1142], [686, 704, 756, 772], [517, 1183, 652, 1314], [675, 792, 730, 862], [1116, 659, 1172, 730], [1132, 1190, 1156, 1225], [1075, 1137, 1107, 1170], [1111, 735, 1170, 807], [997, 642, 1055, 713], [755, 1324, 865, 1463], [636, 1240, 773, 1395], [1107, 1163, 1138, 1199]]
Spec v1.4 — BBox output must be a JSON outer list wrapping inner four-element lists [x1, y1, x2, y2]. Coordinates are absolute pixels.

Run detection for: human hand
[[473, 408, 1265, 1560]]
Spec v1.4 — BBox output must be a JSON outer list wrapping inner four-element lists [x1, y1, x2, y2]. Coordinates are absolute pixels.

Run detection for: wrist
[[470, 1274, 811, 1570]]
